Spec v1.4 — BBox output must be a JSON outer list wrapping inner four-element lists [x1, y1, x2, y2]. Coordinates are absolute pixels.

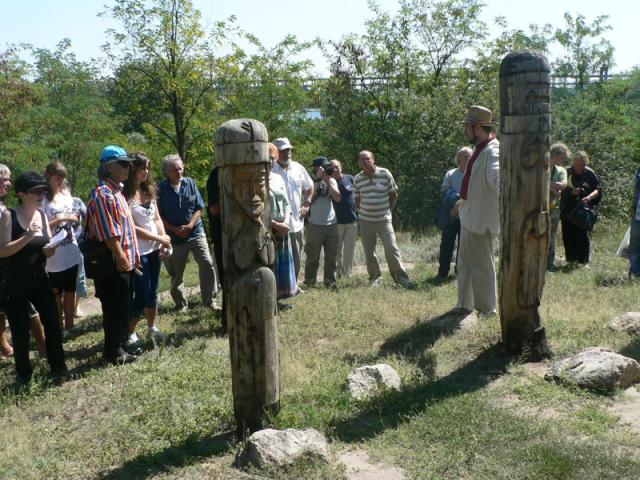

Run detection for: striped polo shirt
[[85, 178, 140, 271], [354, 167, 398, 223]]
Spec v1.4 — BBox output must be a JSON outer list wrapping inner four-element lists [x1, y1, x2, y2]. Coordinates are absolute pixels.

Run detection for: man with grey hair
[[85, 145, 140, 364], [548, 142, 569, 270], [355, 150, 412, 287], [271, 137, 314, 284], [436, 146, 472, 279], [157, 154, 218, 311]]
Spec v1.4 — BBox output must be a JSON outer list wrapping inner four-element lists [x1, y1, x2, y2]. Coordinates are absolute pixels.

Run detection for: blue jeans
[[630, 221, 640, 276], [438, 218, 460, 277], [133, 250, 161, 317]]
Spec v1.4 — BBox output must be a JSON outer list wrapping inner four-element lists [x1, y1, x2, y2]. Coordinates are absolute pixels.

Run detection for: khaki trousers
[[358, 219, 409, 284], [456, 226, 496, 313], [164, 235, 217, 308], [337, 222, 358, 277], [548, 209, 561, 268], [304, 223, 338, 285]]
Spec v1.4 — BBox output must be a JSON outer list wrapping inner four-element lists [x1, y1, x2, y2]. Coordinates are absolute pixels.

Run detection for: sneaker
[[74, 307, 85, 319], [104, 347, 137, 365], [397, 278, 415, 289], [210, 300, 222, 312], [127, 332, 140, 345], [370, 277, 383, 287], [478, 309, 497, 319], [177, 304, 189, 313], [148, 326, 166, 343]]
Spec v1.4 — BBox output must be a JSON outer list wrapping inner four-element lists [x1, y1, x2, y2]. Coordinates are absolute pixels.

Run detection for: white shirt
[[272, 161, 313, 233], [129, 199, 161, 256], [43, 192, 82, 273]]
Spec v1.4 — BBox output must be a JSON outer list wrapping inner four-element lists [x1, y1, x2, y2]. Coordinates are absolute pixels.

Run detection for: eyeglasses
[[116, 161, 131, 169], [26, 188, 47, 195]]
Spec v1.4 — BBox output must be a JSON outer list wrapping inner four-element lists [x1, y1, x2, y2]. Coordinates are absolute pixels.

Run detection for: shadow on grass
[[332, 343, 509, 443], [619, 336, 640, 362], [99, 431, 235, 480], [170, 308, 226, 347]]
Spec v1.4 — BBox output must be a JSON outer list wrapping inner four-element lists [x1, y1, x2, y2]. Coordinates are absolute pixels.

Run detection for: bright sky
[[1, 0, 637, 75]]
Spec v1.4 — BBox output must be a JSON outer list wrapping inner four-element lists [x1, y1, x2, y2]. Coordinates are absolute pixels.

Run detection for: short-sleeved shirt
[[42, 192, 82, 273], [269, 173, 290, 223], [549, 165, 567, 210], [272, 161, 314, 233], [85, 178, 140, 271], [333, 175, 357, 224], [354, 167, 398, 223], [157, 177, 205, 245], [309, 177, 337, 226], [442, 168, 464, 194]]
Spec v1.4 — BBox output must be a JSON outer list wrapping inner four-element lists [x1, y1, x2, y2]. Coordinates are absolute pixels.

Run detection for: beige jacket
[[459, 137, 500, 235]]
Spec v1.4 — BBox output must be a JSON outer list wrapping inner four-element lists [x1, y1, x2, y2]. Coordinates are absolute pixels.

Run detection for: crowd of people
[[0, 104, 633, 384]]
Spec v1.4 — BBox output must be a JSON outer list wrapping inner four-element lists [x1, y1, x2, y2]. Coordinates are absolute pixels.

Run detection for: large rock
[[236, 428, 329, 468], [347, 364, 401, 400], [609, 312, 640, 335], [545, 347, 640, 391]]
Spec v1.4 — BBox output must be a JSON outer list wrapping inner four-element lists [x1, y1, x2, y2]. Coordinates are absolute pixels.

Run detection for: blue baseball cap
[[99, 145, 134, 164]]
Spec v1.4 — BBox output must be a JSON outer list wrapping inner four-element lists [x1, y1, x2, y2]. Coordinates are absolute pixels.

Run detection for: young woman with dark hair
[[123, 153, 172, 345]]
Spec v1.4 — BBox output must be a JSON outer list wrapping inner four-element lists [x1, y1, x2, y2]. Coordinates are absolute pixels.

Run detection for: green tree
[[104, 0, 236, 162], [553, 13, 614, 89]]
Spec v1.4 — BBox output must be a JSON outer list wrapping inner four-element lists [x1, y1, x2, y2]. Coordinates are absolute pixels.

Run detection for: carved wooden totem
[[498, 51, 552, 359], [215, 119, 280, 434]]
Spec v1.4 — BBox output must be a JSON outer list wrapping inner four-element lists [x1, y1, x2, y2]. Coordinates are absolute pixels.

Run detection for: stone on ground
[[545, 347, 640, 391], [429, 310, 479, 331], [347, 364, 401, 400], [609, 312, 640, 335], [236, 428, 329, 468]]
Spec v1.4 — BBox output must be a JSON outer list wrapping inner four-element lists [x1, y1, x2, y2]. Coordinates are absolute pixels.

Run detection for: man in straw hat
[[455, 105, 500, 316]]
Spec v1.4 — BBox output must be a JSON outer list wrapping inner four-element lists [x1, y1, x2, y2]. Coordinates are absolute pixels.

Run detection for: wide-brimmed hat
[[14, 171, 49, 193], [463, 105, 494, 126], [273, 137, 294, 151]]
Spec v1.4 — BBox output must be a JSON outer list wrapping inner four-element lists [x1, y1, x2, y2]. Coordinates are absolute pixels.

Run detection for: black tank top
[[8, 209, 50, 290]]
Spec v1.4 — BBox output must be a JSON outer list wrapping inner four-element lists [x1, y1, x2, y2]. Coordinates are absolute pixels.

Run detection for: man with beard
[[455, 106, 500, 316], [271, 138, 313, 285]]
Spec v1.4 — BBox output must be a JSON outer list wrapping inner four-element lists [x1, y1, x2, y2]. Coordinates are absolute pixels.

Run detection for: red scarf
[[460, 133, 496, 200]]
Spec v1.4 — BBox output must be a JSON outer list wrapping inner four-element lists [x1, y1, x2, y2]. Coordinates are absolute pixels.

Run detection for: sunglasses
[[116, 160, 132, 168], [26, 188, 47, 195]]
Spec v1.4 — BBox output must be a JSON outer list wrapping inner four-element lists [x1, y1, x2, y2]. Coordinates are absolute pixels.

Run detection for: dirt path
[[338, 449, 405, 480]]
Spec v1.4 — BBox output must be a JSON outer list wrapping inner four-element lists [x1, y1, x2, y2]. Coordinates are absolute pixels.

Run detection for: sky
[[1, 0, 637, 76]]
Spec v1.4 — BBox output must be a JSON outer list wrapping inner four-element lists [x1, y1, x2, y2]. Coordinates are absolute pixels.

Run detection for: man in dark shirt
[[330, 159, 358, 278], [157, 154, 219, 311]]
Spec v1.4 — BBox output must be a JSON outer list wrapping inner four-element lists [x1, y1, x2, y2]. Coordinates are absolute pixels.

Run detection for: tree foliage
[[0, 1, 637, 229]]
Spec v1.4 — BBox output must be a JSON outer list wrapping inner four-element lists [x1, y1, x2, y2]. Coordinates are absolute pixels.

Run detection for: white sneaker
[[74, 308, 85, 318], [126, 332, 140, 346], [148, 326, 166, 343]]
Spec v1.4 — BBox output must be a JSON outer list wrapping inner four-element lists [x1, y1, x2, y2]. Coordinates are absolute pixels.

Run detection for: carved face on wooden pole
[[226, 163, 268, 223]]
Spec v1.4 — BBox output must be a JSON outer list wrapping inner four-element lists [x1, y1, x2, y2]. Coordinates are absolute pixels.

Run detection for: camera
[[323, 164, 335, 176]]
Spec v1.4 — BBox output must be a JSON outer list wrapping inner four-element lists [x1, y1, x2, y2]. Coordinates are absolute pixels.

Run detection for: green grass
[[1, 221, 640, 479]]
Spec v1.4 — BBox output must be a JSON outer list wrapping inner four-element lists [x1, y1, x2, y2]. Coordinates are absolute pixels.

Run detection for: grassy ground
[[1, 220, 639, 479]]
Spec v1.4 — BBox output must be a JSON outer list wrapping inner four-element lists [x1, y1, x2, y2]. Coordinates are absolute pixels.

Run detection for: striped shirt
[[354, 167, 398, 223], [85, 178, 140, 271]]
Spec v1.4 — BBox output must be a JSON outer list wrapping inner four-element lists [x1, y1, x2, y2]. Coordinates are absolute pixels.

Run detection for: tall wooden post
[[498, 51, 552, 359], [216, 119, 280, 434]]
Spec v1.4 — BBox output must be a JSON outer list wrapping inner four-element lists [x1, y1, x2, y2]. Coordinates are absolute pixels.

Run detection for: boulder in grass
[[347, 364, 401, 400], [236, 428, 329, 468], [545, 347, 640, 391], [609, 312, 640, 336]]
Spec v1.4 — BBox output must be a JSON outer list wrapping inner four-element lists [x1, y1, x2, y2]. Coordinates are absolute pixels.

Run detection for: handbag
[[80, 238, 115, 279], [567, 203, 598, 232]]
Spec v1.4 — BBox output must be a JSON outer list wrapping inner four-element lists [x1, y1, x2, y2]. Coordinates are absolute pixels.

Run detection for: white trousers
[[456, 226, 497, 313]]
